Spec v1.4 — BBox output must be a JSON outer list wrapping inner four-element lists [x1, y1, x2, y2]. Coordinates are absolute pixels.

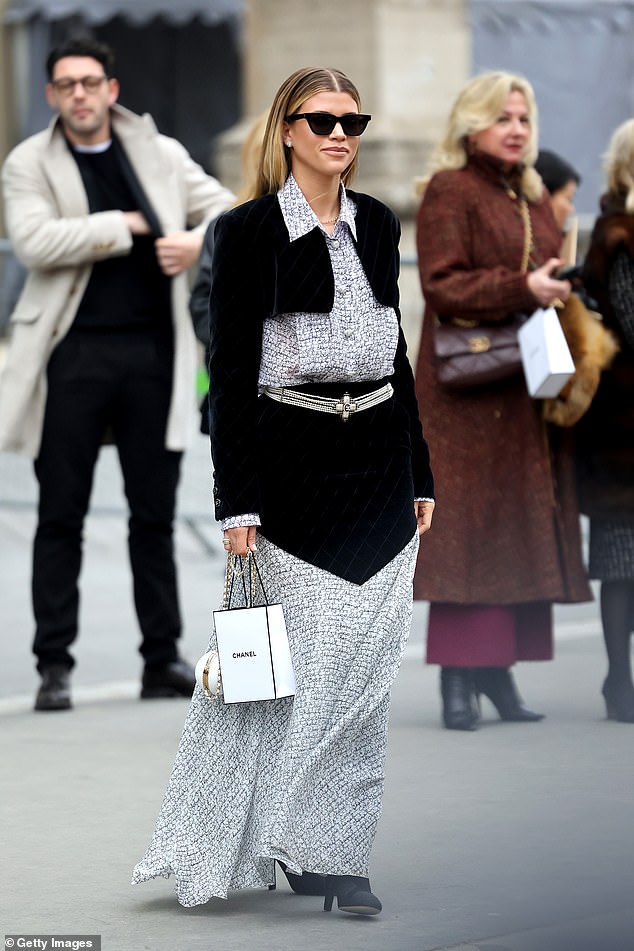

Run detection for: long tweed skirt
[[132, 530, 419, 907]]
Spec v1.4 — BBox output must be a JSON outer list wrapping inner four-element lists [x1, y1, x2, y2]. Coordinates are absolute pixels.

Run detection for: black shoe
[[141, 658, 195, 699], [34, 666, 72, 711], [440, 667, 479, 730], [277, 861, 326, 896], [475, 668, 544, 722], [602, 679, 634, 723], [323, 875, 382, 916]]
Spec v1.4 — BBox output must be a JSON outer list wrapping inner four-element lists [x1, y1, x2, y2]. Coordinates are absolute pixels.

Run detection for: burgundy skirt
[[426, 602, 553, 666]]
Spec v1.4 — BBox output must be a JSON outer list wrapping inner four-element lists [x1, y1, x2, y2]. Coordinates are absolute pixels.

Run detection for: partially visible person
[[579, 118, 634, 723], [0, 37, 234, 711], [413, 71, 592, 731], [535, 149, 619, 429], [189, 111, 268, 433], [535, 148, 580, 231]]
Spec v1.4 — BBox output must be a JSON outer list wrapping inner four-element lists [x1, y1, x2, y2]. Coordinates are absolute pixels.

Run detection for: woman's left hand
[[415, 500, 435, 536], [223, 525, 258, 556]]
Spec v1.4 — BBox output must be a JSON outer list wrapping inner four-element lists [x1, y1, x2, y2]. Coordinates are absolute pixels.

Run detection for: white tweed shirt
[[258, 173, 399, 385]]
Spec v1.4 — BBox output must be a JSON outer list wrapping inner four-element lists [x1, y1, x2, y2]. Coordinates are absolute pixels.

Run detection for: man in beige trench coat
[[0, 37, 234, 710]]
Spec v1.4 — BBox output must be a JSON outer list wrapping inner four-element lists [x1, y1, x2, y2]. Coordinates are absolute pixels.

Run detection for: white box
[[518, 307, 575, 398]]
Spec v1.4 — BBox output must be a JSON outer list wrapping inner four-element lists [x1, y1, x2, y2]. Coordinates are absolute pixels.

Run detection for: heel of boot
[[322, 874, 381, 916], [323, 878, 335, 912], [604, 697, 618, 720], [602, 679, 634, 722]]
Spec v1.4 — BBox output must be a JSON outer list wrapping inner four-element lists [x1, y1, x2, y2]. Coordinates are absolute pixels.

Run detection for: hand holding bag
[[196, 553, 296, 704], [541, 293, 619, 426], [518, 306, 575, 397]]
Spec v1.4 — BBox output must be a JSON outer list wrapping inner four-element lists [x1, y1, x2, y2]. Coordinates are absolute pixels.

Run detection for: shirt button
[[344, 329, 355, 338], [331, 239, 340, 249]]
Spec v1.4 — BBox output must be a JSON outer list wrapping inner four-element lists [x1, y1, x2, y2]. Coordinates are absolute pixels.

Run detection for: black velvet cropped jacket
[[207, 189, 433, 535]]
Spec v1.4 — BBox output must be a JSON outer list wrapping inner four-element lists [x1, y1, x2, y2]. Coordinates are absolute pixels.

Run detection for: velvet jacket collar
[[225, 188, 400, 319]]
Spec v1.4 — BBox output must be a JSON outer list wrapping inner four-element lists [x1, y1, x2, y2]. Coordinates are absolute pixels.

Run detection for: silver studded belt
[[263, 382, 393, 422]]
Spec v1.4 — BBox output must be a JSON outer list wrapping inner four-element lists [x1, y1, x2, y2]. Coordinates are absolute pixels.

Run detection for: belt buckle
[[336, 392, 357, 422]]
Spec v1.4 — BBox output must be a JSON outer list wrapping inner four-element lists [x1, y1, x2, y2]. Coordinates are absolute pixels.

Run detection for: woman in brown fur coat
[[579, 119, 634, 723], [414, 72, 591, 730]]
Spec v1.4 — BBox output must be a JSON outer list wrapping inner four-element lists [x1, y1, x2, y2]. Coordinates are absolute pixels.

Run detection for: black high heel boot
[[440, 667, 479, 730], [602, 679, 634, 723], [323, 875, 382, 916], [277, 861, 326, 895], [474, 668, 544, 722]]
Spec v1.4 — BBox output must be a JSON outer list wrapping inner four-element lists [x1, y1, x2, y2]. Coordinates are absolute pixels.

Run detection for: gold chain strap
[[222, 553, 257, 609], [518, 197, 533, 275], [222, 553, 233, 609], [453, 192, 533, 331], [519, 195, 564, 309], [251, 555, 257, 603]]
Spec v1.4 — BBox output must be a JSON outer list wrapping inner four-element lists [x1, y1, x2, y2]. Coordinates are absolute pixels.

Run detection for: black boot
[[34, 666, 72, 711], [440, 667, 479, 730], [141, 658, 195, 699], [602, 679, 634, 723], [474, 668, 544, 722], [600, 581, 634, 723], [276, 861, 326, 895], [323, 875, 382, 916]]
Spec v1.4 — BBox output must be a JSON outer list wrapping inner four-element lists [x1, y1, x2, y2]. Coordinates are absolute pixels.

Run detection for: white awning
[[4, 0, 244, 26]]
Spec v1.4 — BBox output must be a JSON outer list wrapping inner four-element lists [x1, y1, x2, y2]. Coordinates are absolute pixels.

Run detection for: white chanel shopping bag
[[518, 307, 575, 398], [197, 554, 295, 704]]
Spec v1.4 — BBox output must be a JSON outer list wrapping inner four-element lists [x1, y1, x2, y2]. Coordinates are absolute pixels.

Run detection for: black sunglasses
[[285, 112, 372, 136]]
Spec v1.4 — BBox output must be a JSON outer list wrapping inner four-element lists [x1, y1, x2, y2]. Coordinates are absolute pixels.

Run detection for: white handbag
[[196, 553, 296, 704]]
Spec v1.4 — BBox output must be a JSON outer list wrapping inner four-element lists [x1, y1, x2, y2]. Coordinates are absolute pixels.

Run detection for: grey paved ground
[[1, 435, 634, 951]]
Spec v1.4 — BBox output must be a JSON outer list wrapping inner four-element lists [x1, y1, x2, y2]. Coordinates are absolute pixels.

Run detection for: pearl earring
[[286, 140, 292, 148]]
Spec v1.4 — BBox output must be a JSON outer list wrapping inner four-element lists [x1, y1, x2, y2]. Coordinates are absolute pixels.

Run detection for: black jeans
[[32, 328, 182, 672]]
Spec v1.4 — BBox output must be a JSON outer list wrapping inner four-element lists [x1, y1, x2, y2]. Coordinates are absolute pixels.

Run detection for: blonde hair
[[603, 118, 634, 213], [235, 110, 270, 205], [254, 66, 362, 198], [418, 70, 542, 202]]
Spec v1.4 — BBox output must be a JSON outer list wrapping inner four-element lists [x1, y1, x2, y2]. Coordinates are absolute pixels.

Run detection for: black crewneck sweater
[[71, 138, 171, 331]]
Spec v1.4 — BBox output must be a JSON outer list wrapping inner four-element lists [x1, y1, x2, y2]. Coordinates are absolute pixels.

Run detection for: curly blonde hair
[[603, 118, 634, 213], [254, 66, 362, 198], [418, 70, 542, 202]]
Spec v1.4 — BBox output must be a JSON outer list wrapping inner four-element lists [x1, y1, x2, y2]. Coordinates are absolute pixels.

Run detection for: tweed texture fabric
[[132, 530, 419, 907], [413, 152, 590, 607], [589, 521, 634, 581], [258, 175, 399, 386]]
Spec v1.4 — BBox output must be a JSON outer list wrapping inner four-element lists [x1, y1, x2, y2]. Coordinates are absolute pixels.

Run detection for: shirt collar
[[277, 173, 357, 242]]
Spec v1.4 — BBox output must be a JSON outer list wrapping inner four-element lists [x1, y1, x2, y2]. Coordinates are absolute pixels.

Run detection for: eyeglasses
[[285, 112, 372, 136], [50, 75, 108, 96]]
